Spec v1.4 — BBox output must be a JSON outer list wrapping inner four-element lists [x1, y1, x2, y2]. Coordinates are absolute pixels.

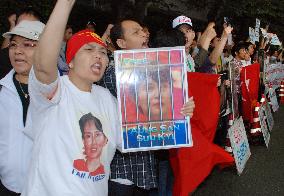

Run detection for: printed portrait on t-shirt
[[73, 113, 108, 177]]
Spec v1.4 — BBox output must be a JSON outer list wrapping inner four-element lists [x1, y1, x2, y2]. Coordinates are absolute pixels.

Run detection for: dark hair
[[66, 25, 72, 30], [110, 21, 124, 50], [79, 113, 103, 139], [17, 6, 42, 21], [152, 29, 185, 48], [231, 41, 247, 57], [244, 42, 254, 50]]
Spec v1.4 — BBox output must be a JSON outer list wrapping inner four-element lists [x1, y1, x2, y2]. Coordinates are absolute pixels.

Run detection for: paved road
[[193, 105, 284, 196]]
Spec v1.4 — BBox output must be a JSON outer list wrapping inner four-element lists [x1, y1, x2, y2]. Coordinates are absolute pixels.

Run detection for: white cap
[[3, 20, 45, 41], [172, 15, 193, 28]]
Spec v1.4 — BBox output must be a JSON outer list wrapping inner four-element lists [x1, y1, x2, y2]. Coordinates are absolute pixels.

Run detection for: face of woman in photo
[[138, 78, 171, 120], [83, 121, 107, 160]]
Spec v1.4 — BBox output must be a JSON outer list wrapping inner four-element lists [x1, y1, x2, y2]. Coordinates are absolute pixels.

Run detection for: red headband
[[66, 30, 107, 64]]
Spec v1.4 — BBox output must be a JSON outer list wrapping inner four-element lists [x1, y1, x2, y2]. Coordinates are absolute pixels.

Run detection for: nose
[[14, 46, 24, 55], [93, 50, 102, 59], [91, 134, 98, 145], [151, 87, 159, 100]]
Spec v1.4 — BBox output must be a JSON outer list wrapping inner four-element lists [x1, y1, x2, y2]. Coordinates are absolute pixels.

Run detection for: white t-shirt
[[22, 68, 121, 196]]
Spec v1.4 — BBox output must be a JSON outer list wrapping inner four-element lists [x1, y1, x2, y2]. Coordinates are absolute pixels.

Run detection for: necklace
[[18, 80, 29, 99]]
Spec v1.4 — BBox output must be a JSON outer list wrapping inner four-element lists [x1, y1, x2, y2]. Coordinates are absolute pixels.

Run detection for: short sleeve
[[28, 66, 61, 109]]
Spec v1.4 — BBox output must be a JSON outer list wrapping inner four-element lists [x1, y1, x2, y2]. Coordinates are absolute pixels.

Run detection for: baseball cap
[[66, 30, 107, 64], [172, 15, 193, 28], [3, 20, 45, 41]]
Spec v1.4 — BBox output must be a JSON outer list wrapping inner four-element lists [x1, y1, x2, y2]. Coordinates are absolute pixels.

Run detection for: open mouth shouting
[[90, 62, 103, 75]]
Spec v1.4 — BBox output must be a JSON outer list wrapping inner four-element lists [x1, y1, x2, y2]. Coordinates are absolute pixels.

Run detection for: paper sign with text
[[268, 87, 279, 112], [263, 100, 274, 131], [258, 105, 270, 147], [228, 117, 251, 175]]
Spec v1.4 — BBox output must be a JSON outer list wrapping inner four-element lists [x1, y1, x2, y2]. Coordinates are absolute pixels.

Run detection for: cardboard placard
[[264, 100, 274, 131], [228, 117, 251, 175], [258, 105, 270, 148], [254, 19, 260, 42], [268, 87, 279, 112], [114, 47, 192, 152]]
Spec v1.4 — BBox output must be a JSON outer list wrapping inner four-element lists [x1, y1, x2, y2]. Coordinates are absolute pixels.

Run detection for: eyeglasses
[[8, 41, 37, 50]]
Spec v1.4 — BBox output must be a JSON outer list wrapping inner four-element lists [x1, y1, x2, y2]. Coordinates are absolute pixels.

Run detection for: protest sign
[[228, 117, 251, 175], [263, 100, 274, 131], [255, 18, 260, 42], [114, 46, 192, 152], [270, 34, 281, 46], [268, 87, 279, 112], [249, 27, 255, 44], [258, 105, 270, 147], [264, 63, 284, 90]]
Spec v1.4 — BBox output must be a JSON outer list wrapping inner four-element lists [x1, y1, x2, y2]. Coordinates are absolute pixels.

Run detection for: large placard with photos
[[228, 117, 251, 175], [114, 47, 192, 152]]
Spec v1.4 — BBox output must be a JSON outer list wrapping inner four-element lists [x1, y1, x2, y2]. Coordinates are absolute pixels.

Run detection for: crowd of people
[[0, 0, 283, 196]]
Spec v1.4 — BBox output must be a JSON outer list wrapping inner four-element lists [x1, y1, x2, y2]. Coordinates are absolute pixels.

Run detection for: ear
[[116, 38, 126, 49], [69, 62, 74, 69]]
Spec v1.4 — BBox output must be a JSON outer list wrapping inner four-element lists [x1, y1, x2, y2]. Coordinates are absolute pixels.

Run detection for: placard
[[255, 18, 260, 42], [249, 27, 255, 44], [258, 105, 270, 147], [228, 117, 251, 175], [268, 87, 279, 112], [264, 63, 284, 90], [115, 46, 192, 152], [263, 100, 274, 131]]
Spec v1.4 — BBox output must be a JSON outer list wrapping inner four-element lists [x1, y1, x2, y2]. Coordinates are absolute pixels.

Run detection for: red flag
[[240, 63, 260, 122], [169, 72, 234, 196]]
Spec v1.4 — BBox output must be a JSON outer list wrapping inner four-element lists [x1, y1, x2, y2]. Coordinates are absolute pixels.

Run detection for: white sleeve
[[28, 66, 61, 109]]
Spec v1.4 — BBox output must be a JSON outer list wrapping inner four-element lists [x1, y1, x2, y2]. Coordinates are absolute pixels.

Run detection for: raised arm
[[209, 25, 233, 65], [34, 0, 75, 84], [198, 22, 217, 52]]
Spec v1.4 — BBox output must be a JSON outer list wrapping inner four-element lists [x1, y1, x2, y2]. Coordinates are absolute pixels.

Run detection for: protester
[[21, 1, 121, 195], [0, 20, 45, 196], [172, 16, 219, 73], [108, 19, 195, 196], [0, 6, 42, 79], [58, 25, 73, 75]]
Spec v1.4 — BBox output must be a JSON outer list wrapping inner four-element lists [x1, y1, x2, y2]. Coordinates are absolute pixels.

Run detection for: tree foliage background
[[0, 0, 283, 43]]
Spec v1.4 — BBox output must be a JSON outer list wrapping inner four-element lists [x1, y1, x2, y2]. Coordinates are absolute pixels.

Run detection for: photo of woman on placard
[[120, 66, 186, 148]]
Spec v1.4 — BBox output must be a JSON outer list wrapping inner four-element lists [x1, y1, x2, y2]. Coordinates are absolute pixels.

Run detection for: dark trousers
[[157, 160, 174, 196], [0, 181, 20, 196], [108, 180, 158, 196]]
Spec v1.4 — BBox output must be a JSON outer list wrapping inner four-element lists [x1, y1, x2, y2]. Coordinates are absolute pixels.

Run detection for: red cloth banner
[[169, 72, 234, 196], [240, 63, 260, 122]]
